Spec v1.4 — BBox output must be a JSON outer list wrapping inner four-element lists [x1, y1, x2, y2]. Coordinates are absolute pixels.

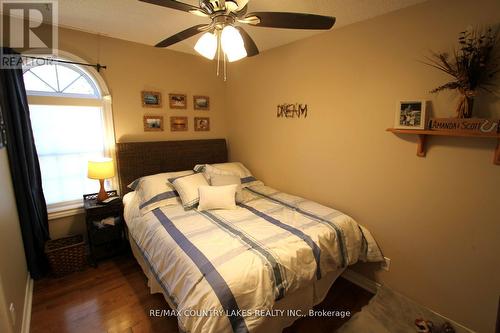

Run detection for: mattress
[[123, 183, 382, 333]]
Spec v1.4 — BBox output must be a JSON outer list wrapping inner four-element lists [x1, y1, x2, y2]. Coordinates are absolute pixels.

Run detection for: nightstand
[[83, 191, 125, 266]]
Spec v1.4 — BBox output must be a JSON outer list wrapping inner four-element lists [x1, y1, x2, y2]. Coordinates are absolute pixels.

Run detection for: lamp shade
[[194, 32, 217, 60], [87, 158, 115, 180], [221, 25, 247, 62]]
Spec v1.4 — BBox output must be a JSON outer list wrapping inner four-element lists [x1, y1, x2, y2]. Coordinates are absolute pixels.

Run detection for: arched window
[[23, 63, 100, 98], [23, 57, 115, 215]]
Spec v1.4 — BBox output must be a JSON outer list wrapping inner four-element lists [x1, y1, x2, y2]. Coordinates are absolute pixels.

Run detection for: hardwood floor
[[31, 255, 373, 333]]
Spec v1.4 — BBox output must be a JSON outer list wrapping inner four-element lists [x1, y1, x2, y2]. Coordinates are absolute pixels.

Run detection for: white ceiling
[[53, 0, 427, 56]]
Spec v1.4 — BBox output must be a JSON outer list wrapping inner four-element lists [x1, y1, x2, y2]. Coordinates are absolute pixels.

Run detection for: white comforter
[[124, 183, 382, 333]]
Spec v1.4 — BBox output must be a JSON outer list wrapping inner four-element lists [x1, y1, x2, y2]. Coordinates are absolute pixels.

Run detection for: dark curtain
[[0, 48, 50, 279]]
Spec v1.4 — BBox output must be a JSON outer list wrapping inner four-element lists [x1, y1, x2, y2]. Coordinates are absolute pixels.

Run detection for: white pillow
[[203, 164, 236, 182], [194, 162, 259, 188], [128, 170, 194, 215], [210, 174, 244, 203], [198, 185, 238, 211], [171, 173, 210, 209], [210, 174, 241, 186]]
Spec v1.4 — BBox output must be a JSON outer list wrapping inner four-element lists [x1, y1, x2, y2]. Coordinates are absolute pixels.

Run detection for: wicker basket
[[45, 235, 87, 276]]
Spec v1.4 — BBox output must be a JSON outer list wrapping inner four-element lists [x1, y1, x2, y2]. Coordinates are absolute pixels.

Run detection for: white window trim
[[47, 201, 85, 220], [24, 50, 117, 217], [26, 90, 101, 100]]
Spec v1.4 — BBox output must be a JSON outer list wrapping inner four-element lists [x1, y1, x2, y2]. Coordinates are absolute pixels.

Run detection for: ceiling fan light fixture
[[194, 32, 218, 60], [220, 25, 247, 62]]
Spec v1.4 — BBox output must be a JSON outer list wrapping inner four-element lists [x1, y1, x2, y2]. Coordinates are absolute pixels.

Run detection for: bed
[[117, 139, 383, 333]]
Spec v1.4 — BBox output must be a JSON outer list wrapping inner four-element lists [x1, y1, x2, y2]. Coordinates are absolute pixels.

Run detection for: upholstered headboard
[[116, 139, 228, 195]]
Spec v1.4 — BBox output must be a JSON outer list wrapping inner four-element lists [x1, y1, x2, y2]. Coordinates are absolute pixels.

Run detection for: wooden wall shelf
[[386, 128, 500, 165]]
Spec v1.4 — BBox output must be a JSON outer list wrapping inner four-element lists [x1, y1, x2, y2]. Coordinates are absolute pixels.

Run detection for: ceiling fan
[[140, 0, 336, 78]]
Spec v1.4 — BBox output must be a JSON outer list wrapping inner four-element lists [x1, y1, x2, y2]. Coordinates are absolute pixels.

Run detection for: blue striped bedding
[[125, 182, 383, 333]]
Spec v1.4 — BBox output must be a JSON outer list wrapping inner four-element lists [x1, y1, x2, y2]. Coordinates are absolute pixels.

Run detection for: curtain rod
[[22, 56, 107, 72]]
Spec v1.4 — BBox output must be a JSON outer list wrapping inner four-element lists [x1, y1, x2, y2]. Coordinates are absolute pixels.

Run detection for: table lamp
[[87, 157, 115, 202]]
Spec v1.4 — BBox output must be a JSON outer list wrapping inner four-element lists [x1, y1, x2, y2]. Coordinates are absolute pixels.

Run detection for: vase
[[456, 91, 475, 118]]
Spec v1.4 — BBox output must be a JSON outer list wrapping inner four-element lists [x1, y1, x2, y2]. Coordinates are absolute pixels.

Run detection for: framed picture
[[395, 101, 427, 129], [170, 116, 188, 131], [143, 115, 164, 131], [141, 91, 162, 108], [193, 95, 210, 110], [169, 93, 187, 109], [194, 117, 210, 131]]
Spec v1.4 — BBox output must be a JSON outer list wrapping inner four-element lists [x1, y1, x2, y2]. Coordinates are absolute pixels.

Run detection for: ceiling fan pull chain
[[223, 51, 227, 82], [216, 29, 221, 77], [224, 47, 227, 82]]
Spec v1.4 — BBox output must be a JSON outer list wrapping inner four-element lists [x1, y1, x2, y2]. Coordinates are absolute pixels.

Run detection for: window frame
[[23, 61, 101, 99], [23, 53, 116, 219]]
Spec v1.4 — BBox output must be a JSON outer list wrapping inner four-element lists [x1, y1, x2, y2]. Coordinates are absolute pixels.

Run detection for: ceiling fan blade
[[155, 24, 208, 48], [244, 12, 335, 30], [236, 4, 248, 17], [189, 9, 209, 17], [139, 0, 199, 13], [234, 26, 259, 57]]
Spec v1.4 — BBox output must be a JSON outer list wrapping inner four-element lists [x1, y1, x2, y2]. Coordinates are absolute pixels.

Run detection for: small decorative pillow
[[128, 170, 194, 215], [171, 173, 210, 209], [198, 184, 238, 211], [210, 174, 244, 203]]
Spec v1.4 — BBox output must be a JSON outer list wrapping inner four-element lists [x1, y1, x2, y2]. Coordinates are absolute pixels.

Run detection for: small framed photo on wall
[[193, 95, 210, 110], [170, 116, 188, 131], [141, 91, 162, 108], [395, 101, 427, 129], [143, 115, 164, 131], [169, 93, 187, 109], [194, 117, 210, 131]]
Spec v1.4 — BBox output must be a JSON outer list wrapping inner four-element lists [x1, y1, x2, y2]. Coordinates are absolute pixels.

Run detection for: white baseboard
[[341, 269, 381, 294], [20, 275, 33, 333]]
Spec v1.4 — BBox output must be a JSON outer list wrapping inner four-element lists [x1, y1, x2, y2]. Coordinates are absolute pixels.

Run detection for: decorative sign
[[429, 118, 499, 134], [277, 103, 308, 118]]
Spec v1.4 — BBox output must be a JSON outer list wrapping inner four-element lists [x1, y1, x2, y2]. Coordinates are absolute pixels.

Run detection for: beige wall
[[0, 149, 28, 333], [225, 0, 500, 332], [57, 27, 228, 143], [47, 27, 229, 237], [28, 1, 499, 331]]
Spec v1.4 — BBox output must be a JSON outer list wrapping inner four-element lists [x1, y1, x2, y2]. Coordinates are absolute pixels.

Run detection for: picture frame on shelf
[[170, 116, 188, 131], [141, 91, 162, 108], [395, 100, 427, 130], [193, 95, 210, 110], [194, 117, 210, 131], [143, 115, 164, 131], [169, 93, 187, 109]]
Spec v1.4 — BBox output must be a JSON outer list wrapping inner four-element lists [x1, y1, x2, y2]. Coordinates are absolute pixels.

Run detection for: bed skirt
[[128, 232, 345, 333]]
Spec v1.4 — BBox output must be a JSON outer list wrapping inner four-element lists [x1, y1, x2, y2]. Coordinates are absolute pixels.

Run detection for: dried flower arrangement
[[424, 27, 499, 118]]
